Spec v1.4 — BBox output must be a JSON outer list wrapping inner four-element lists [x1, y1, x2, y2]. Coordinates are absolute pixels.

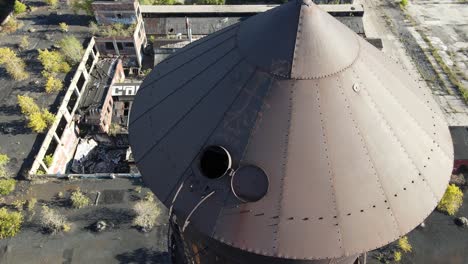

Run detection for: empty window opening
[[199, 145, 231, 179], [117, 42, 124, 51], [105, 42, 114, 50]]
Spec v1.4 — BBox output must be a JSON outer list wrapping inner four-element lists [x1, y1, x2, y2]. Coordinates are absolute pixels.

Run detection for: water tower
[[129, 1, 453, 263]]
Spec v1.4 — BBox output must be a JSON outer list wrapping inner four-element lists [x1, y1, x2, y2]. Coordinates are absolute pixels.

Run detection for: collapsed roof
[[129, 0, 453, 260]]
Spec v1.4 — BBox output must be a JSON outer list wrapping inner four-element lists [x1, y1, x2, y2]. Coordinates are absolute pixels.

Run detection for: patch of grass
[[0, 179, 16, 195], [437, 184, 464, 215], [0, 208, 23, 239], [70, 188, 90, 209], [27, 198, 37, 211]]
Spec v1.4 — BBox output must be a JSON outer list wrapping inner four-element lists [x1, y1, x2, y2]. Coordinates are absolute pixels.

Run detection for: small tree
[[17, 95, 40, 116], [14, 0, 27, 15], [0, 154, 10, 178], [18, 36, 30, 51], [0, 47, 29, 80], [0, 179, 15, 195], [59, 22, 69, 33], [38, 49, 70, 77], [0, 208, 23, 239], [28, 112, 47, 133], [40, 205, 70, 234], [437, 184, 464, 215], [45, 76, 63, 93], [58, 36, 84, 65], [45, 0, 59, 8], [394, 251, 402, 262], [70, 188, 90, 209], [27, 198, 37, 211], [400, 0, 408, 8]]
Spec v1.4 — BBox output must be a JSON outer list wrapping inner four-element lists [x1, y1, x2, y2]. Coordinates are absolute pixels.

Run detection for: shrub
[[43, 154, 53, 167], [27, 198, 37, 211], [133, 199, 160, 231], [58, 36, 84, 65], [12, 199, 26, 210], [0, 47, 29, 80], [45, 0, 59, 8], [0, 179, 16, 195], [40, 205, 69, 234], [89, 21, 99, 35], [394, 251, 402, 262], [0, 208, 23, 239], [69, 0, 93, 15], [70, 188, 90, 209], [59, 22, 69, 33], [437, 184, 464, 215], [45, 76, 63, 93], [14, 0, 27, 15], [0, 154, 10, 178], [400, 0, 408, 8], [19, 36, 30, 51], [398, 236, 412, 253], [1, 18, 22, 34]]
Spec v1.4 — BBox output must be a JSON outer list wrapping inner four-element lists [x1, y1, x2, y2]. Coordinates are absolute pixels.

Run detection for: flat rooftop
[[141, 4, 364, 15]]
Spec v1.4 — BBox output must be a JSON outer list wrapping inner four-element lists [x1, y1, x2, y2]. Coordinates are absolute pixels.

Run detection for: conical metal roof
[[129, 0, 453, 260]]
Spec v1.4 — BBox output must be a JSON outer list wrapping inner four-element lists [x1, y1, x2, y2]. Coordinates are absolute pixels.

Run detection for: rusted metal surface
[[129, 0, 453, 261]]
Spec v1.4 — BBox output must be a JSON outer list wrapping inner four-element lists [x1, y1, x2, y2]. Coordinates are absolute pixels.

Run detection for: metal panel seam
[[290, 4, 304, 79], [335, 73, 401, 240], [136, 56, 245, 164], [315, 81, 345, 255], [353, 62, 439, 206], [363, 51, 452, 160]]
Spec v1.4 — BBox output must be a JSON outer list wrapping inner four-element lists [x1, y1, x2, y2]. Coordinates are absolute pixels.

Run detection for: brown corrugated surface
[[129, 0, 453, 260]]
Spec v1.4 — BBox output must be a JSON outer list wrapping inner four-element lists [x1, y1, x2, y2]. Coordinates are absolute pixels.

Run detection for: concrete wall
[[29, 38, 100, 176]]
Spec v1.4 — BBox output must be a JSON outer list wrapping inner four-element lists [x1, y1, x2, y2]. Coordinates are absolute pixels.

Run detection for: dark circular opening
[[169, 28, 174, 33], [199, 145, 231, 179]]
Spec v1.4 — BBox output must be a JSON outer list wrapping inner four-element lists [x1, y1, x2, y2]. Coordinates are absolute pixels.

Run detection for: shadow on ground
[[115, 248, 171, 264]]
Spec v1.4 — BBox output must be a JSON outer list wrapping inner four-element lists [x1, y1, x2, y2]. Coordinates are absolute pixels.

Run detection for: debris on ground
[[454, 217, 468, 228]]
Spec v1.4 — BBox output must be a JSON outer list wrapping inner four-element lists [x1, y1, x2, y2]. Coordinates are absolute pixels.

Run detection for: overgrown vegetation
[[40, 205, 70, 234], [133, 192, 160, 231], [12, 199, 26, 210], [437, 184, 464, 216], [398, 236, 412, 253], [0, 179, 16, 195], [394, 251, 402, 262], [0, 47, 29, 80], [99, 23, 137, 37], [18, 36, 30, 51], [1, 17, 22, 34], [194, 0, 225, 4], [17, 95, 56, 133], [139, 0, 176, 4], [400, 0, 408, 8], [45, 0, 59, 8], [27, 198, 37, 211], [70, 188, 91, 209], [14, 0, 27, 15], [43, 154, 54, 167], [0, 208, 23, 239], [0, 154, 10, 178], [59, 22, 69, 33], [68, 0, 93, 15], [38, 49, 71, 78], [58, 36, 84, 65], [45, 76, 64, 93]]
